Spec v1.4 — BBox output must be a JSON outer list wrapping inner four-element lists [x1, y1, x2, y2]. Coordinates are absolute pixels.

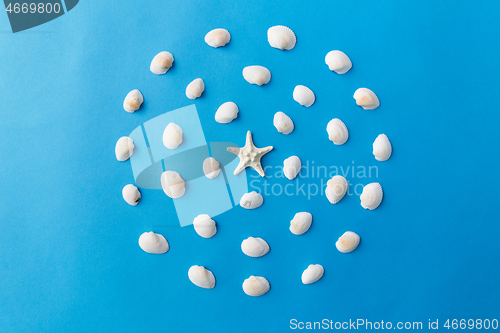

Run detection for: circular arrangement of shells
[[115, 25, 393, 296]]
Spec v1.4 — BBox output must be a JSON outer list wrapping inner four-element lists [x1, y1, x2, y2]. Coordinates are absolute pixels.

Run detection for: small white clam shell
[[185, 78, 205, 100], [122, 184, 141, 206], [360, 182, 383, 210], [162, 122, 183, 149], [150, 51, 174, 75], [188, 265, 216, 289], [325, 175, 348, 204], [241, 237, 270, 257], [327, 118, 349, 145], [115, 136, 135, 161], [354, 88, 380, 110], [336, 231, 360, 253], [373, 134, 392, 161], [283, 155, 301, 180], [215, 102, 239, 124], [123, 89, 143, 113], [239, 191, 264, 209], [325, 50, 352, 74], [193, 214, 217, 238], [289, 212, 312, 235], [203, 157, 220, 179], [267, 25, 296, 50], [243, 66, 271, 86], [243, 276, 270, 296], [293, 85, 315, 107], [160, 171, 186, 199], [204, 28, 231, 48], [138, 231, 169, 254], [273, 111, 294, 135], [301, 264, 324, 284]]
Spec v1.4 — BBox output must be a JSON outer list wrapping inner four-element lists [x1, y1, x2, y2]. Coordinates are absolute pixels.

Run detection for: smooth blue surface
[[1, 1, 499, 332]]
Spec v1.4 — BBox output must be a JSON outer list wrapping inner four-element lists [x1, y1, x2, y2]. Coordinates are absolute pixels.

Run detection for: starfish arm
[[245, 131, 253, 147], [252, 163, 266, 177], [258, 146, 273, 155], [233, 161, 246, 175], [227, 147, 241, 155]]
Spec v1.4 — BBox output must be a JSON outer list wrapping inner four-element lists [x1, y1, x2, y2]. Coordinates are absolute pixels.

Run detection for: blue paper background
[[1, 1, 499, 332]]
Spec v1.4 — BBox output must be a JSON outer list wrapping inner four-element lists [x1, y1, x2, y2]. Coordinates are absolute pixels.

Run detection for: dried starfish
[[227, 131, 273, 177]]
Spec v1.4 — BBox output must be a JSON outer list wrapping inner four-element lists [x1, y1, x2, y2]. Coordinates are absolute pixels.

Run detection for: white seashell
[[193, 214, 217, 238], [115, 136, 135, 161], [150, 51, 174, 75], [243, 276, 270, 296], [325, 50, 352, 74], [185, 78, 205, 100], [215, 102, 239, 124], [336, 231, 360, 253], [373, 134, 392, 161], [122, 184, 141, 206], [160, 171, 186, 199], [243, 66, 271, 86], [326, 118, 349, 145], [273, 111, 294, 135], [203, 157, 220, 179], [241, 237, 270, 257], [283, 156, 301, 180], [188, 265, 216, 289], [325, 175, 348, 204], [267, 25, 296, 50], [293, 85, 315, 107], [239, 191, 264, 209], [162, 122, 183, 149], [353, 88, 380, 110], [289, 212, 312, 235], [123, 89, 143, 113], [360, 182, 383, 210], [204, 28, 231, 48], [138, 231, 169, 254], [301, 264, 324, 284]]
